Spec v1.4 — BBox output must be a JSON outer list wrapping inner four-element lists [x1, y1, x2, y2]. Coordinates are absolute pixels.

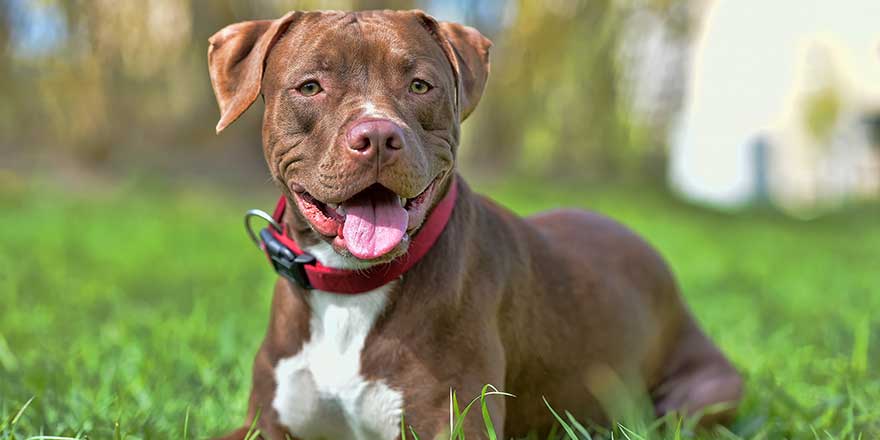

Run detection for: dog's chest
[[272, 284, 403, 440]]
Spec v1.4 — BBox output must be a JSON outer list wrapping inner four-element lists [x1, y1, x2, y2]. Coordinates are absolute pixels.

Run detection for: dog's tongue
[[342, 187, 408, 259]]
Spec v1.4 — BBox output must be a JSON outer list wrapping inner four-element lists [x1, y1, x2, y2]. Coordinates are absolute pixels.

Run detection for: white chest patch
[[272, 242, 404, 440]]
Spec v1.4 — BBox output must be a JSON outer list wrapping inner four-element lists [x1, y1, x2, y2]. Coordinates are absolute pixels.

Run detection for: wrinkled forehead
[[265, 11, 453, 88]]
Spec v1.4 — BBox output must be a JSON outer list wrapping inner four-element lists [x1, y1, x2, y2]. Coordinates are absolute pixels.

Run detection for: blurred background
[[1, 0, 879, 438], [1, 0, 690, 191], [2, 0, 879, 215]]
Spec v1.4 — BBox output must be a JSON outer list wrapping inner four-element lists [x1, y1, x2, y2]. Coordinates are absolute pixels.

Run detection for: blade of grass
[[617, 423, 645, 440], [479, 384, 512, 440], [450, 388, 458, 439], [24, 437, 80, 440], [565, 411, 593, 440], [7, 396, 35, 432], [450, 385, 514, 439], [401, 410, 407, 440], [183, 405, 190, 440], [244, 407, 262, 440], [672, 415, 683, 440], [543, 397, 578, 439]]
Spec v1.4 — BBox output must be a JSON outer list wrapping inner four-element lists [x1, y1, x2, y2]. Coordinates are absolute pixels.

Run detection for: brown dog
[[207, 10, 742, 440]]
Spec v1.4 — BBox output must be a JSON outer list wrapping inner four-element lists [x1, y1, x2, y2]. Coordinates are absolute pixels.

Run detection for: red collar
[[262, 178, 458, 294]]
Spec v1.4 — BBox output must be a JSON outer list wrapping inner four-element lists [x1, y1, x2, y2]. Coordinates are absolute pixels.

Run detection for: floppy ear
[[207, 11, 300, 133], [417, 13, 492, 121]]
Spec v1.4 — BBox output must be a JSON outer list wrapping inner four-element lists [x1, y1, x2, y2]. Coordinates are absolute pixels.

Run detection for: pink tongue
[[342, 187, 408, 259]]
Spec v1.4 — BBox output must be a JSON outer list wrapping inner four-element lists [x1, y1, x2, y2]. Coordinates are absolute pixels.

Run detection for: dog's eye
[[409, 79, 432, 95], [298, 81, 323, 96]]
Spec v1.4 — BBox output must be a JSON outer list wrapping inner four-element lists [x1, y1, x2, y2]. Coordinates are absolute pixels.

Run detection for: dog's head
[[208, 10, 490, 263]]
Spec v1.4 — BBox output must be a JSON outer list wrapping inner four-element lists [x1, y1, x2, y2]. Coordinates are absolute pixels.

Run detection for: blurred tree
[[464, 0, 696, 181], [0, 0, 694, 184]]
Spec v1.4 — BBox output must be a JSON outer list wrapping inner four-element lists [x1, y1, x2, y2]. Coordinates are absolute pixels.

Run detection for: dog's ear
[[417, 12, 492, 121], [208, 12, 300, 133]]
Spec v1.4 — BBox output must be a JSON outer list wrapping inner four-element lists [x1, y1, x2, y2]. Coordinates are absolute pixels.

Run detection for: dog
[[207, 10, 743, 439]]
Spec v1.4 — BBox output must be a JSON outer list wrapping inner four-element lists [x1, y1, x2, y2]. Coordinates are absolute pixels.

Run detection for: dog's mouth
[[292, 178, 440, 260]]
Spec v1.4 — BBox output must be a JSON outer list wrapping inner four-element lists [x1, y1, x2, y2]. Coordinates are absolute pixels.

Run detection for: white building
[[670, 0, 880, 215]]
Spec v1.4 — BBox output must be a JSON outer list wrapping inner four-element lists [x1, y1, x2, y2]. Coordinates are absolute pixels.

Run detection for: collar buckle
[[259, 228, 315, 289], [245, 208, 315, 290]]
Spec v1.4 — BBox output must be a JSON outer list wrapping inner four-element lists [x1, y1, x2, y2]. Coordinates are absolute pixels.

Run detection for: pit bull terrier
[[207, 10, 743, 439]]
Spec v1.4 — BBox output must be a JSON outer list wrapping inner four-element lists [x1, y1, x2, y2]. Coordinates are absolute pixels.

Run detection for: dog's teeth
[[338, 206, 346, 216], [398, 196, 406, 206], [327, 203, 339, 210]]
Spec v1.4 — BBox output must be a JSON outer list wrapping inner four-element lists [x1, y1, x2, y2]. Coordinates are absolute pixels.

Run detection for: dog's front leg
[[399, 383, 506, 440], [391, 296, 509, 439], [390, 332, 508, 439]]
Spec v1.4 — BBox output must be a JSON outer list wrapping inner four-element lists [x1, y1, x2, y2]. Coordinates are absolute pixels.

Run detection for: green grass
[[1, 177, 879, 439]]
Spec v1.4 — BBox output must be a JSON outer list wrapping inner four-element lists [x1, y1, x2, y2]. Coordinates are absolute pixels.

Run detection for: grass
[[1, 175, 879, 439]]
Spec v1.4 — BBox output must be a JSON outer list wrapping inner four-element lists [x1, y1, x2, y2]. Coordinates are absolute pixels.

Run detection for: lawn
[[1, 176, 878, 439]]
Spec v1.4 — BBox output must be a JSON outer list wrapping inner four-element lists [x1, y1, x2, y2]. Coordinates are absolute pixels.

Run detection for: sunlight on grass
[[1, 179, 879, 439]]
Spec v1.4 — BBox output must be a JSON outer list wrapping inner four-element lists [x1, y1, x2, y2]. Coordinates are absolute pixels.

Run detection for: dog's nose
[[346, 119, 405, 162]]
